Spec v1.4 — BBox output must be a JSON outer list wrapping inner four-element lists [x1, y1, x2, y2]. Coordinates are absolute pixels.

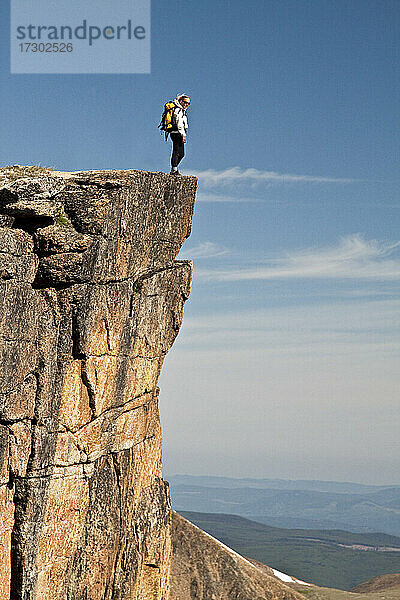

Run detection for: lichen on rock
[[0, 169, 196, 600]]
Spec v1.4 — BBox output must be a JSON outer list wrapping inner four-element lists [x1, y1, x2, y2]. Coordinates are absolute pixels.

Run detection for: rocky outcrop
[[171, 512, 306, 600], [0, 169, 196, 600]]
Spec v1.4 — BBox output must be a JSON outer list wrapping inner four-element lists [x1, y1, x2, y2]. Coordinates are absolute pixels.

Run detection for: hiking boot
[[170, 169, 180, 175]]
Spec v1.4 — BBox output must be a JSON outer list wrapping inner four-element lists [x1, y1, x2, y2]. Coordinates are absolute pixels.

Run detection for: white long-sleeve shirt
[[173, 99, 189, 136]]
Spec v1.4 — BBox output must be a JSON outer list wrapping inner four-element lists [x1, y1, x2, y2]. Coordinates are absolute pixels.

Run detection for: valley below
[[171, 511, 400, 600]]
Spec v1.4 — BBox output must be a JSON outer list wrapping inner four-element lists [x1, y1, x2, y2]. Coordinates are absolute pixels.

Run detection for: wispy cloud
[[196, 235, 400, 282], [189, 167, 356, 187], [196, 192, 261, 203], [179, 241, 230, 259], [175, 297, 400, 355]]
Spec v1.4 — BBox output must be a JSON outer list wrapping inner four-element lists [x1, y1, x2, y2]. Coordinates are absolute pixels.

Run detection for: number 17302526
[[19, 42, 73, 52]]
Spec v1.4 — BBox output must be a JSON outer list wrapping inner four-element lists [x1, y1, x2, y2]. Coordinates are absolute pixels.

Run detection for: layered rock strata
[[0, 169, 196, 600]]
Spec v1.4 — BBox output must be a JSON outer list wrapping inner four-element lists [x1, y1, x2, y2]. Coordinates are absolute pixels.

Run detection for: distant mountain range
[[168, 474, 394, 494], [167, 475, 400, 535]]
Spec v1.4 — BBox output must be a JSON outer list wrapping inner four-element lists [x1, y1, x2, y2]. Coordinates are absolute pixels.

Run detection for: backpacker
[[158, 101, 177, 139]]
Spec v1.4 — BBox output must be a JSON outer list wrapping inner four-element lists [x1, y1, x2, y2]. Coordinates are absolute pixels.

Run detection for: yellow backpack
[[159, 101, 177, 139]]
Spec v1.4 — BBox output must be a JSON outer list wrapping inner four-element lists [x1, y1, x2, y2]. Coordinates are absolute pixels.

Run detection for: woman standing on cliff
[[170, 93, 190, 175]]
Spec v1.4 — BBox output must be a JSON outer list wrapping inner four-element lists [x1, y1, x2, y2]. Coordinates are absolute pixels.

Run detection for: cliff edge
[[0, 168, 197, 600]]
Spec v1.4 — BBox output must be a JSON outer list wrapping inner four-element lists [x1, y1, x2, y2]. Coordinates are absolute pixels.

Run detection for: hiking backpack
[[158, 101, 176, 139]]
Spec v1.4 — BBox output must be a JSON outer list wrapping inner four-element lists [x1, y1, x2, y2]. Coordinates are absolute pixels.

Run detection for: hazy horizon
[[164, 473, 400, 488]]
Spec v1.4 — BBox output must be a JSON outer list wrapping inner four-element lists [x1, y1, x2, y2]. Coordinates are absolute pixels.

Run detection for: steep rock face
[[0, 169, 196, 600]]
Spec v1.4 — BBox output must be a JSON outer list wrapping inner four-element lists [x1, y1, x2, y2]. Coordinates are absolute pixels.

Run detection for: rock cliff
[[0, 168, 197, 600]]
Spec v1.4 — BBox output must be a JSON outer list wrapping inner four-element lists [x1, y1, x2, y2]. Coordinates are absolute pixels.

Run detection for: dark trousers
[[170, 132, 185, 168]]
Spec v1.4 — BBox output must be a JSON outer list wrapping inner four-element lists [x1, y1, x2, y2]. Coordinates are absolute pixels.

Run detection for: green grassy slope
[[294, 584, 400, 600], [180, 511, 400, 591]]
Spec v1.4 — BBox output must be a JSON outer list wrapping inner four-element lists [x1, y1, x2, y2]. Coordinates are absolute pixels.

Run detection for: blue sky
[[1, 1, 399, 484]]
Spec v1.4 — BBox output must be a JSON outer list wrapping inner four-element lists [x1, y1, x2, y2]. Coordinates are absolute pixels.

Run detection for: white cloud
[[177, 297, 400, 354], [195, 192, 261, 203], [196, 235, 400, 282], [188, 166, 355, 187], [179, 241, 230, 259]]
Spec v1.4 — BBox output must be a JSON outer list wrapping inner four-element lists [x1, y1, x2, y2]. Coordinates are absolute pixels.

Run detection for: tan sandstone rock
[[0, 169, 196, 600]]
